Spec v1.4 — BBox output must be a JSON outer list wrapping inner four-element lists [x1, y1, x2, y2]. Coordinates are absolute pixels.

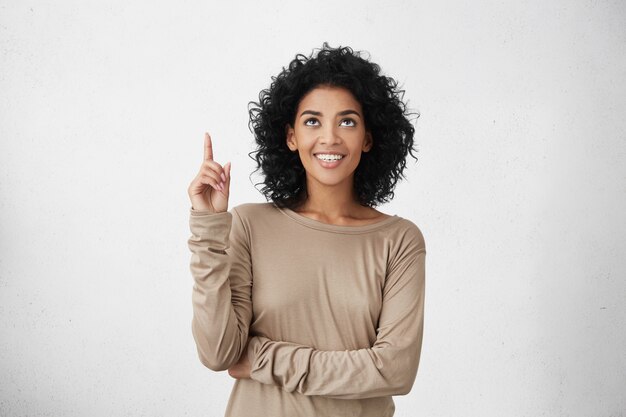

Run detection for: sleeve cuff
[[188, 207, 233, 250], [189, 206, 228, 215]]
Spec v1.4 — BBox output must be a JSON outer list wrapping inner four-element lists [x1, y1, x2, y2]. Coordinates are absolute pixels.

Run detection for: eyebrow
[[299, 109, 362, 118]]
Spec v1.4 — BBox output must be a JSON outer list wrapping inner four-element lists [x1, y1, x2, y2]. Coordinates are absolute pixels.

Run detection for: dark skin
[[228, 86, 388, 379]]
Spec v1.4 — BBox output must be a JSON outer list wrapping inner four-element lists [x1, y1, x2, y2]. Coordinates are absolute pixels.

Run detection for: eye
[[304, 118, 319, 126], [340, 118, 357, 127]]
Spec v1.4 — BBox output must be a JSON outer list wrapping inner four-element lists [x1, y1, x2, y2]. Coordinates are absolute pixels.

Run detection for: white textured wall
[[1, 1, 625, 416]]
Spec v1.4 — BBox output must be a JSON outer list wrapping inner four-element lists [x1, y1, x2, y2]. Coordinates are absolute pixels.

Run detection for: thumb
[[219, 162, 231, 195], [225, 162, 231, 185]]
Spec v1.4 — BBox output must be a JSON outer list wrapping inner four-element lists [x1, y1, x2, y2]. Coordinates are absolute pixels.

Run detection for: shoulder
[[387, 216, 426, 255], [230, 202, 276, 218], [229, 202, 283, 231], [381, 217, 426, 278]]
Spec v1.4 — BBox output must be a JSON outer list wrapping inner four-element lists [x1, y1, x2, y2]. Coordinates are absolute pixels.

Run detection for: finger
[[202, 159, 226, 179], [200, 170, 222, 188], [201, 160, 226, 180], [199, 174, 222, 191], [204, 132, 213, 161], [219, 162, 230, 192], [225, 161, 231, 183]]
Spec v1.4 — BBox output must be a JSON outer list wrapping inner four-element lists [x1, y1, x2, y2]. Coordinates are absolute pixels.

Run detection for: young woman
[[187, 43, 426, 417]]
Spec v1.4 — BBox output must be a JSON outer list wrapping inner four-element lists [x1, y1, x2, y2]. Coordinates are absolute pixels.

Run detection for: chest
[[249, 232, 389, 335]]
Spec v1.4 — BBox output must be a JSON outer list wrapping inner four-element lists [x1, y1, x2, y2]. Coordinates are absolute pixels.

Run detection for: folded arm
[[246, 227, 426, 399]]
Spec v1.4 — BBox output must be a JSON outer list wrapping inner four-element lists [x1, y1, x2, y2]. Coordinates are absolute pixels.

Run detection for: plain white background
[[1, 1, 625, 416]]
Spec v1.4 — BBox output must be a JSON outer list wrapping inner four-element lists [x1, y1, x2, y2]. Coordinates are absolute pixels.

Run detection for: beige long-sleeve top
[[188, 202, 426, 417]]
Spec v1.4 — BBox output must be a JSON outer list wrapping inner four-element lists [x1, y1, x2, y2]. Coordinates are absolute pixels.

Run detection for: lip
[[314, 152, 346, 156], [314, 153, 345, 169]]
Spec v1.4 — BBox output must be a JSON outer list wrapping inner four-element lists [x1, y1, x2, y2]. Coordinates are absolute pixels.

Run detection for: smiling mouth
[[314, 153, 345, 162]]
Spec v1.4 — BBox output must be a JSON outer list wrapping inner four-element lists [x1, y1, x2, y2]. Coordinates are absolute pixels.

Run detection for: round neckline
[[275, 205, 401, 234]]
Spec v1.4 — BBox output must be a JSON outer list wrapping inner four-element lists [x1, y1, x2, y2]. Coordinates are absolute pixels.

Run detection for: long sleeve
[[188, 206, 253, 372], [246, 226, 426, 400]]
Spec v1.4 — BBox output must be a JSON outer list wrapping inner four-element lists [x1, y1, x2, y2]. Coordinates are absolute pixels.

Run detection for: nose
[[318, 124, 341, 145]]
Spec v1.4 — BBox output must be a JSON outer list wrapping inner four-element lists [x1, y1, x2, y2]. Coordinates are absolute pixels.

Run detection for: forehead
[[297, 86, 362, 111]]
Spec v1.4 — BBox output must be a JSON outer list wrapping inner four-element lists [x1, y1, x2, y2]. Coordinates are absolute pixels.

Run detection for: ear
[[362, 131, 373, 152], [285, 124, 297, 151]]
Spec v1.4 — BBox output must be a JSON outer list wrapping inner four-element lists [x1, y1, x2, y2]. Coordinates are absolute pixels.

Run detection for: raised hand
[[188, 132, 231, 213]]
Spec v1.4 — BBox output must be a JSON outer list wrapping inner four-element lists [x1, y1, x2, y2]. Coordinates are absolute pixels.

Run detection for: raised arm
[[188, 206, 253, 371], [246, 227, 426, 399], [186, 132, 252, 371]]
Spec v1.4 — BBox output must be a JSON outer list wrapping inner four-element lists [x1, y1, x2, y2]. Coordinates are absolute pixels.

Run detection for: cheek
[[349, 153, 362, 167], [293, 131, 314, 149], [298, 150, 314, 167]]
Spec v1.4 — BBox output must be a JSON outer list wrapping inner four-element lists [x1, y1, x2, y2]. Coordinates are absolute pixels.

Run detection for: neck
[[297, 175, 361, 217]]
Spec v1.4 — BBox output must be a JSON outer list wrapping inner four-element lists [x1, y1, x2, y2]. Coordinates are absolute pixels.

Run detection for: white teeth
[[316, 154, 344, 161]]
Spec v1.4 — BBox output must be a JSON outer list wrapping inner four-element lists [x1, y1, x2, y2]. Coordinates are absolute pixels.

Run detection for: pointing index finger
[[204, 132, 214, 161]]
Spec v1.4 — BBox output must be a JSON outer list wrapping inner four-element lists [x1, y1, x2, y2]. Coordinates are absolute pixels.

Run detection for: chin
[[312, 174, 354, 187]]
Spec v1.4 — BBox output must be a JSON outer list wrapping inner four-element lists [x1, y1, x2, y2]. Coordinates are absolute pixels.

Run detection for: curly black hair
[[248, 42, 419, 209]]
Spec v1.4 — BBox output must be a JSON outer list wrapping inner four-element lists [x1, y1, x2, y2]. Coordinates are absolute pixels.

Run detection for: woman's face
[[286, 85, 373, 191]]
